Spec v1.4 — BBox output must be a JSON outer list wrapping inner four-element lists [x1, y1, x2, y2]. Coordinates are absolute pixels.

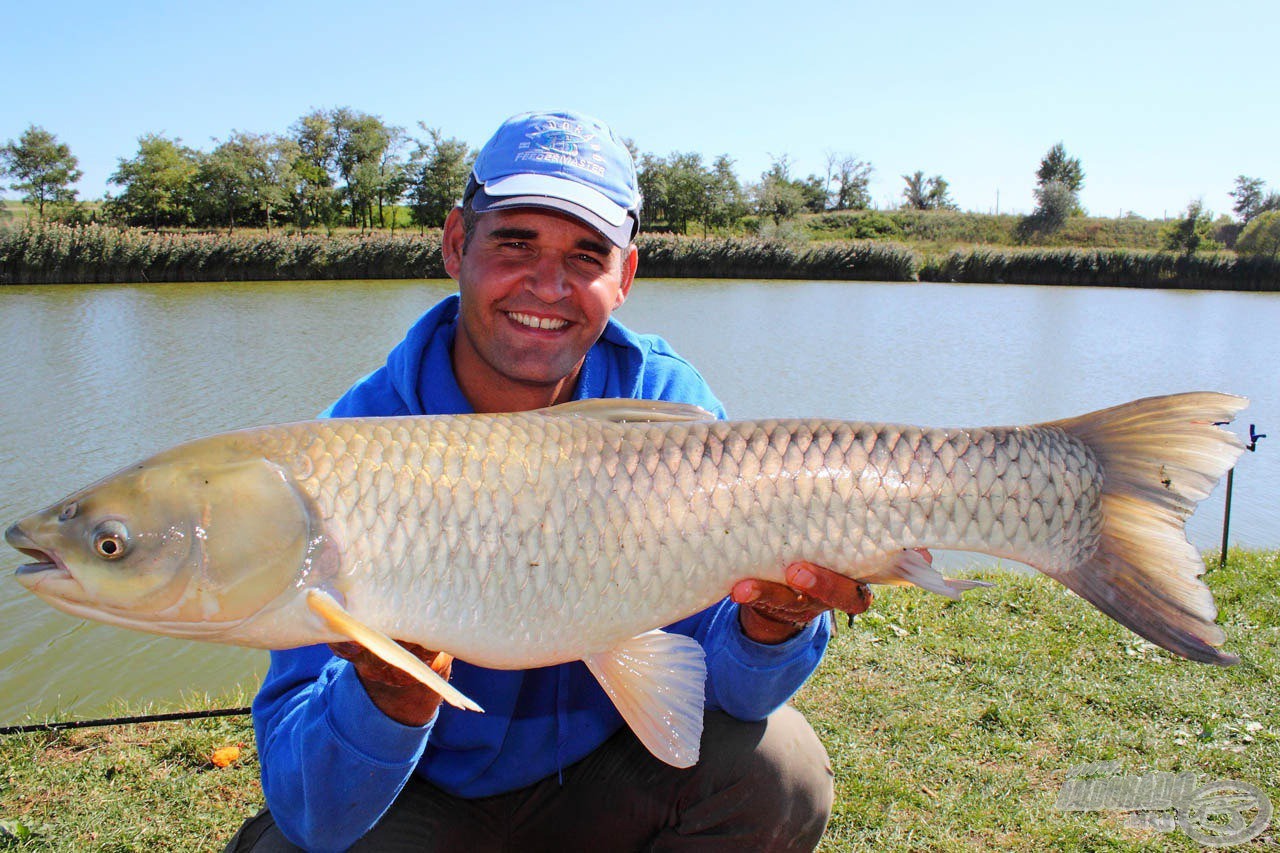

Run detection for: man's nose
[[524, 254, 571, 300]]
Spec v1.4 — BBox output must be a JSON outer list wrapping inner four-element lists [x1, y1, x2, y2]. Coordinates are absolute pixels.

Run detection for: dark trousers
[[224, 706, 834, 852]]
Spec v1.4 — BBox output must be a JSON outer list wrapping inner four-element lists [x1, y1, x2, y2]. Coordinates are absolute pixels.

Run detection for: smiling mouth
[[506, 311, 569, 331]]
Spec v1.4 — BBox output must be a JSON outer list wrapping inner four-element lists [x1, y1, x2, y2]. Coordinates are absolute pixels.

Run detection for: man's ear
[[442, 207, 466, 280], [614, 244, 638, 309]]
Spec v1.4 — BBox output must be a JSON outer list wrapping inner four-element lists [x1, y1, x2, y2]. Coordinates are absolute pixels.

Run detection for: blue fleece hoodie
[[251, 295, 831, 852]]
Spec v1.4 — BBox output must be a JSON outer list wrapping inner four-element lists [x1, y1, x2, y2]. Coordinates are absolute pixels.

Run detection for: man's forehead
[[476, 208, 615, 251]]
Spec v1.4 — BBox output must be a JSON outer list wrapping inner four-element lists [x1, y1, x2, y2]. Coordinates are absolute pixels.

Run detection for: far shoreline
[[2, 222, 1277, 292]]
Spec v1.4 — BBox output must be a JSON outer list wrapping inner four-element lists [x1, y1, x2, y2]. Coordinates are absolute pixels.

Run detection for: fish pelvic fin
[[1049, 392, 1248, 666], [584, 630, 707, 768], [305, 589, 483, 712]]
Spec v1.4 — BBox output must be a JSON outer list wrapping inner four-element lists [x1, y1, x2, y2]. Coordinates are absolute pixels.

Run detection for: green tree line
[[3, 119, 1278, 253]]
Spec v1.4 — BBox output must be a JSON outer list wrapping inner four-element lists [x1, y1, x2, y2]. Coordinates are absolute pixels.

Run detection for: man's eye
[[575, 254, 604, 266]]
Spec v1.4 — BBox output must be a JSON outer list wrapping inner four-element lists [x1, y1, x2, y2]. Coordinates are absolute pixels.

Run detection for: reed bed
[[636, 235, 918, 281], [3, 225, 1277, 291], [0, 224, 446, 284], [919, 247, 1280, 291]]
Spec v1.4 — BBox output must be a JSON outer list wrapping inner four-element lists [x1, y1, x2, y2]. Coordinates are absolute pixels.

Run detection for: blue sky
[[3, 0, 1275, 219]]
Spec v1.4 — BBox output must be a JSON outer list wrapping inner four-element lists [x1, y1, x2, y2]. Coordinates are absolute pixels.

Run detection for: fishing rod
[[0, 706, 250, 736], [1219, 423, 1266, 569]]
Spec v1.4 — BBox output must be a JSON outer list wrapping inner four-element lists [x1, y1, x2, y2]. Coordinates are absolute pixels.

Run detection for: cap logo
[[514, 119, 607, 177]]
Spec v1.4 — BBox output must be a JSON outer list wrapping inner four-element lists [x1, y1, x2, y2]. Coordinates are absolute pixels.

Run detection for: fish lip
[[6, 525, 76, 589]]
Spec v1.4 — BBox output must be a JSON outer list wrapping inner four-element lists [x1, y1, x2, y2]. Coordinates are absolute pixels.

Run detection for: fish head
[[5, 437, 314, 637]]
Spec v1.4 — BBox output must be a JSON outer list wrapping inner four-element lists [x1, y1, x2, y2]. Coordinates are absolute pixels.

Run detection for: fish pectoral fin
[[541, 398, 715, 423], [584, 630, 707, 768], [305, 589, 483, 713], [866, 550, 995, 601]]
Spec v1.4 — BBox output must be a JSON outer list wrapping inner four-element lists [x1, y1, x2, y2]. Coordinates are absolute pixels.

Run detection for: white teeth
[[508, 312, 568, 331]]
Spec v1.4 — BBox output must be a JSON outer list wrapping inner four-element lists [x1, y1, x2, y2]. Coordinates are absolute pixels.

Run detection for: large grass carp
[[5, 392, 1246, 767]]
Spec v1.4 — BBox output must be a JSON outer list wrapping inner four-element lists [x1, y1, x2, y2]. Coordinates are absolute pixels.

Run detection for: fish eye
[[92, 520, 130, 560], [59, 502, 78, 521]]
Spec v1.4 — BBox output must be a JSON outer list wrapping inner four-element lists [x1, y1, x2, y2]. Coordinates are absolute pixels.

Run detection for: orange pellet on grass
[[210, 745, 242, 768]]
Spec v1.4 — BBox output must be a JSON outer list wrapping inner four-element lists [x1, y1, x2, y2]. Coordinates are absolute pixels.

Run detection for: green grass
[[802, 549, 1279, 851], [0, 692, 260, 851], [1, 552, 1276, 850]]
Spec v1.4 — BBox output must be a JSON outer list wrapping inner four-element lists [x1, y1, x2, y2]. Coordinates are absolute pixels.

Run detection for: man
[[227, 110, 874, 853]]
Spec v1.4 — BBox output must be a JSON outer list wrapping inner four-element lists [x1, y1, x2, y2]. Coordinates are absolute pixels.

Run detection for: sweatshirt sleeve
[[251, 645, 434, 852], [668, 600, 831, 723]]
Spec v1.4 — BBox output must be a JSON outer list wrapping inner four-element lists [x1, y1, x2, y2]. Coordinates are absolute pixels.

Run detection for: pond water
[[1, 278, 1275, 722]]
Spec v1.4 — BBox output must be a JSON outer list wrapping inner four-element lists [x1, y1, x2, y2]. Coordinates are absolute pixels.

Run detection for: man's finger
[[784, 561, 873, 614]]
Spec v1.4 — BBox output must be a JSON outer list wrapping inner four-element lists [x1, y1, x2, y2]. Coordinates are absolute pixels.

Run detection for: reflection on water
[[1, 278, 1276, 721]]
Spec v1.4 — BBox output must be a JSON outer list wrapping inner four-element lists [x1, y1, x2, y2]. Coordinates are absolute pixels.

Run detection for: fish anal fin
[[305, 589, 483, 712], [584, 630, 707, 768], [857, 549, 994, 600], [542, 398, 715, 423]]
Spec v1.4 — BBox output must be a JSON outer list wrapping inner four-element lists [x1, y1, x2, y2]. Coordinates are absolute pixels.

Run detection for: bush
[[1236, 211, 1280, 259]]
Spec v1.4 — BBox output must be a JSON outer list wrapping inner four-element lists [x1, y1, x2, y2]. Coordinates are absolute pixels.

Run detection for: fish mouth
[[6, 525, 78, 594]]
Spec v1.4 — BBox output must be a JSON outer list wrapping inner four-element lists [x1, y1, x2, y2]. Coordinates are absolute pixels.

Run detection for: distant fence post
[[1219, 424, 1266, 569]]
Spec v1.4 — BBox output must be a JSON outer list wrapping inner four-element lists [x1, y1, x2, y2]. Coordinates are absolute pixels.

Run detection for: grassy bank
[[4, 224, 1279, 290], [919, 247, 1280, 291], [801, 210, 1172, 252], [2, 550, 1274, 851]]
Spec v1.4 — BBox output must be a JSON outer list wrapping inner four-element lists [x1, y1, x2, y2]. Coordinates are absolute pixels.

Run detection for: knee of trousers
[[701, 705, 835, 817]]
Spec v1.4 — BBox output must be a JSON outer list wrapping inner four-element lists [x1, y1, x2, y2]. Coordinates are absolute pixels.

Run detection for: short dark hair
[[459, 199, 481, 252]]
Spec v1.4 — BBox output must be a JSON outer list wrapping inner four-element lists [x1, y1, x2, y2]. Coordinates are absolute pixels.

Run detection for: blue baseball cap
[[464, 110, 641, 248]]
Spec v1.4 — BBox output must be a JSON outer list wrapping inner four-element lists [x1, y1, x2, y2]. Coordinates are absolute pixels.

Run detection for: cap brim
[[470, 179, 637, 248], [472, 190, 635, 249]]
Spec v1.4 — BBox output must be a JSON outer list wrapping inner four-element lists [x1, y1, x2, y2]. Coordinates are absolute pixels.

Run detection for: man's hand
[[731, 550, 932, 644], [732, 562, 873, 644], [329, 641, 453, 727]]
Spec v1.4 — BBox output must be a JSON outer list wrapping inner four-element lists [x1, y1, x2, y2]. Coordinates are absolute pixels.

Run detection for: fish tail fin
[[1048, 392, 1247, 665]]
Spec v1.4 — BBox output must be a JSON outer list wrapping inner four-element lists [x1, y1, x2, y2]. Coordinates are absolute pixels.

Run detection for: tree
[[1036, 142, 1084, 193], [754, 155, 806, 225], [290, 109, 339, 229], [375, 127, 410, 230], [196, 132, 299, 232], [1021, 143, 1085, 237], [1229, 175, 1280, 223], [1235, 210, 1280, 259], [705, 154, 748, 232], [106, 134, 199, 228], [826, 153, 873, 211], [1163, 200, 1218, 255], [663, 152, 712, 234], [798, 174, 827, 214], [407, 126, 474, 230], [901, 171, 956, 211], [331, 108, 397, 229], [0, 125, 82, 221]]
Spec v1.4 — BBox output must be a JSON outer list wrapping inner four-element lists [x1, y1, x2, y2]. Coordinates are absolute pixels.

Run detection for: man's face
[[442, 206, 637, 411]]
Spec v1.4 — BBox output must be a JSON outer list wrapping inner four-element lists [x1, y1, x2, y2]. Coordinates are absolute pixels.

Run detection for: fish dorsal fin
[[583, 630, 707, 768], [305, 589, 483, 713], [542, 398, 715, 423]]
